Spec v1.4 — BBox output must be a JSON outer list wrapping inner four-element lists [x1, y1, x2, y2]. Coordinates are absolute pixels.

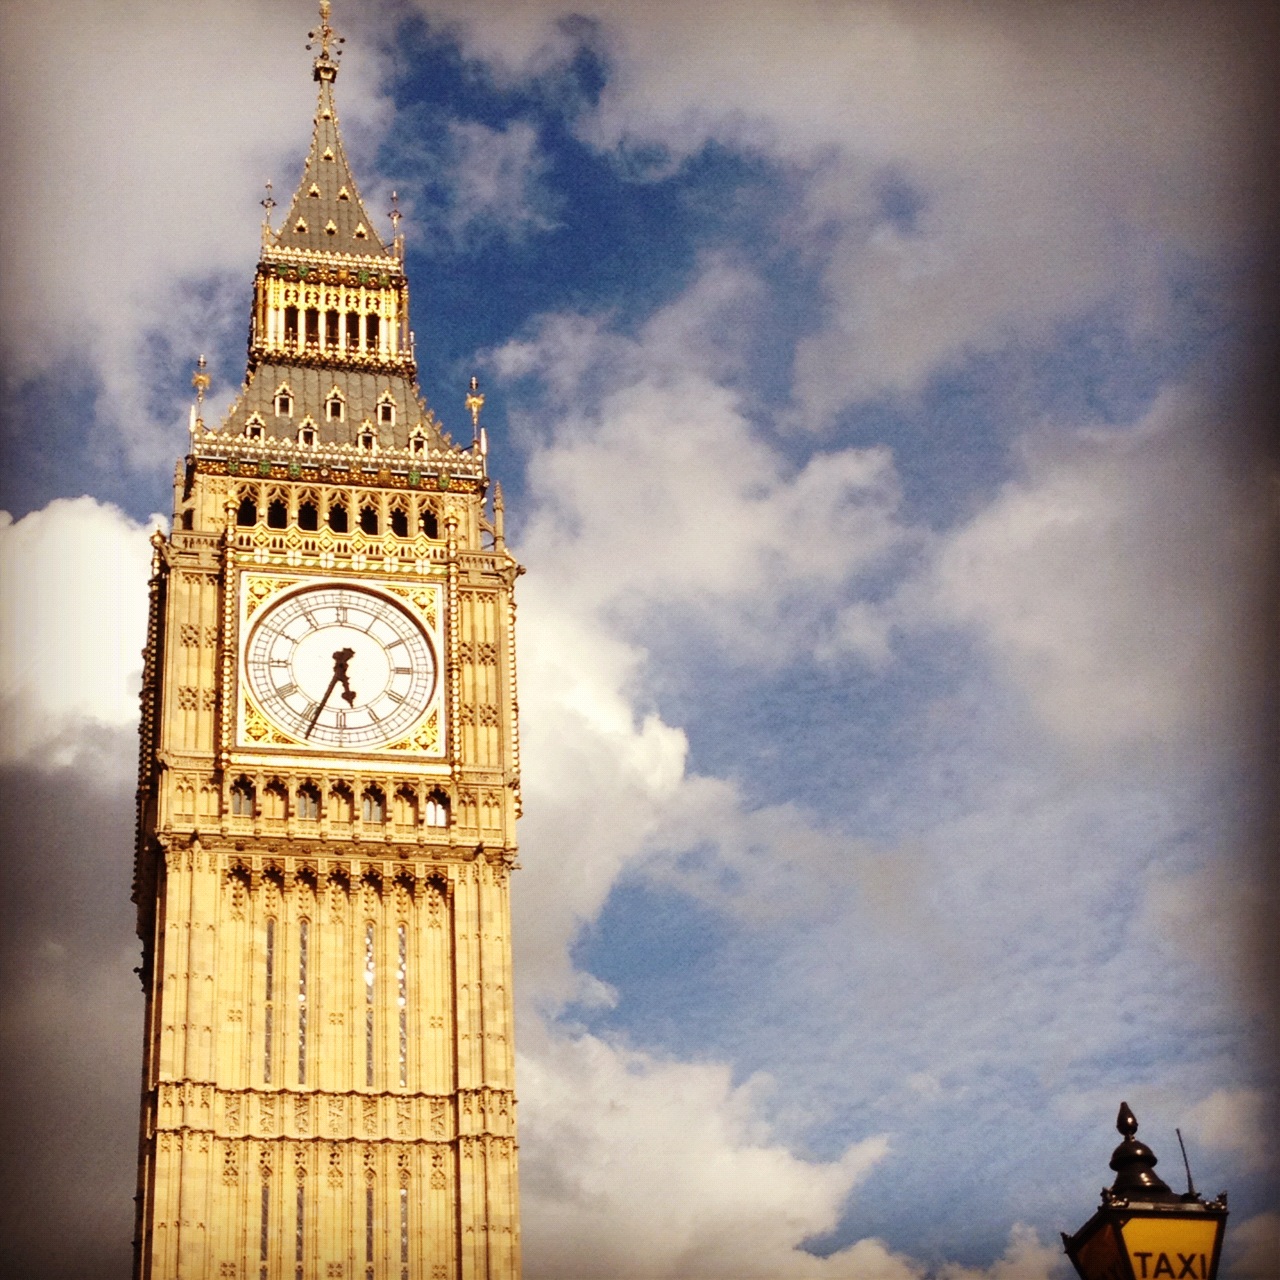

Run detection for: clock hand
[[333, 646, 357, 707], [304, 648, 358, 738], [304, 674, 340, 738]]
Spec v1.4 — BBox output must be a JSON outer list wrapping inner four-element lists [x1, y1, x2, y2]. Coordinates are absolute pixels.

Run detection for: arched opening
[[360, 505, 379, 535], [236, 495, 257, 527], [328, 502, 349, 534], [420, 507, 439, 539], [298, 500, 319, 532], [297, 783, 320, 822], [284, 306, 298, 345], [390, 508, 409, 538], [266, 499, 287, 529], [346, 312, 360, 347], [424, 790, 449, 828], [305, 308, 320, 346], [362, 787, 385, 825], [262, 780, 287, 821], [394, 788, 418, 832], [230, 778, 255, 818], [365, 314, 380, 349], [329, 783, 353, 824], [325, 310, 340, 347]]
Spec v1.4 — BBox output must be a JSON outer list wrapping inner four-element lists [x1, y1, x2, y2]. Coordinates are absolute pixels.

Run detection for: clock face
[[244, 584, 436, 749]]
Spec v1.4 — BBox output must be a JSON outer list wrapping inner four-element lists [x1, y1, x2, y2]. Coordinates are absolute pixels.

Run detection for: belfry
[[132, 6, 523, 1277]]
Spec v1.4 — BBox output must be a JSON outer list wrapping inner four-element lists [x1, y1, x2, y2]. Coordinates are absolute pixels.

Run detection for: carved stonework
[[136, 14, 522, 1276]]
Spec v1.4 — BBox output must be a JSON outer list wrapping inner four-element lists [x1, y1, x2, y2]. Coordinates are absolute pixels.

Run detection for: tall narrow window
[[298, 501, 319, 532], [237, 496, 258, 527], [329, 502, 349, 534], [425, 790, 449, 827], [325, 309, 340, 347], [360, 505, 380, 535], [295, 1179, 305, 1279], [284, 306, 298, 346], [232, 779, 256, 817], [267, 499, 287, 529], [298, 918, 309, 1085], [297, 783, 320, 821], [400, 1185, 410, 1278], [397, 922, 408, 1088], [366, 1184, 375, 1274], [366, 314, 380, 348], [347, 311, 361, 348], [305, 308, 320, 346], [390, 508, 409, 538], [365, 922, 376, 1087], [259, 1177, 271, 1280], [264, 918, 276, 1083]]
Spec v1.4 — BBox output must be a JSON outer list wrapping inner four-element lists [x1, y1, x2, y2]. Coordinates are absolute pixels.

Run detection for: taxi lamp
[[1062, 1103, 1227, 1280]]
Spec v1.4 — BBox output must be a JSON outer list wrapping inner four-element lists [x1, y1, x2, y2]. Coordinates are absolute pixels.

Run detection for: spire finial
[[261, 179, 275, 222], [307, 1, 344, 81], [465, 375, 485, 436], [389, 190, 402, 236], [192, 354, 210, 407]]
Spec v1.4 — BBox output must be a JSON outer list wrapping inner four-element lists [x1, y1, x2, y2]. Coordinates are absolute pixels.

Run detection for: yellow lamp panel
[[1118, 1216, 1222, 1280]]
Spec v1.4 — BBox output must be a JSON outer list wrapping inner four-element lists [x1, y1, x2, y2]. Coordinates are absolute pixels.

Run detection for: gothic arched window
[[297, 783, 320, 822], [362, 787, 385, 825], [329, 783, 353, 825], [360, 505, 379, 535], [424, 790, 449, 828], [393, 787, 418, 831], [262, 780, 287, 821], [328, 501, 349, 534], [420, 506, 439, 540], [236, 495, 257, 527], [230, 778, 255, 818]]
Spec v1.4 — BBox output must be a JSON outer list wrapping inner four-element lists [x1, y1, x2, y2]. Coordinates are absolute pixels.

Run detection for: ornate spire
[[272, 3, 388, 259]]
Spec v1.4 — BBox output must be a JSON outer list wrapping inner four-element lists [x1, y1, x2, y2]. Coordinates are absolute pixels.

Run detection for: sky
[[1, 1, 1278, 1277]]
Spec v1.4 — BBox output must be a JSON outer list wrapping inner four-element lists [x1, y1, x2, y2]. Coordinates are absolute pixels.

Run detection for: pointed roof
[[271, 6, 390, 260]]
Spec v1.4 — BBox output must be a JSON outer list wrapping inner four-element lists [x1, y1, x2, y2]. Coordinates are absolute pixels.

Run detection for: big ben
[[132, 7, 522, 1278]]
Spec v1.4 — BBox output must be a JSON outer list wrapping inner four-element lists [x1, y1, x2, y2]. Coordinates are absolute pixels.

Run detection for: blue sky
[[1, 2, 1276, 1278]]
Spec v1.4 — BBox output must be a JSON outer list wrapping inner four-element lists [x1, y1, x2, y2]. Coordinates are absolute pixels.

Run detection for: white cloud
[[1226, 1213, 1280, 1280], [420, 0, 1267, 417], [504, 263, 915, 1005], [0, 498, 164, 765], [1181, 1089, 1271, 1177], [505, 261, 914, 667], [914, 389, 1270, 758], [936, 1224, 1062, 1280], [518, 1027, 909, 1280], [440, 119, 559, 246]]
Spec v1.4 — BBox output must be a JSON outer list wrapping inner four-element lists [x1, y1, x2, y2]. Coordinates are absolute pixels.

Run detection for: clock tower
[[132, 7, 522, 1278]]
